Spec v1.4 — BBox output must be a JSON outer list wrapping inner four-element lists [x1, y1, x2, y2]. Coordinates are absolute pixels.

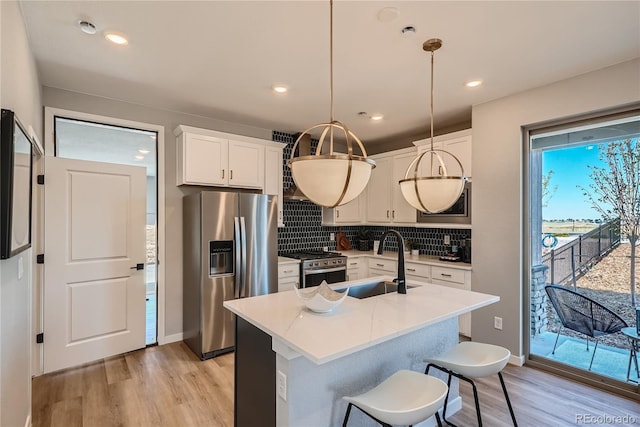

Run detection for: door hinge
[[37, 175, 44, 185], [36, 254, 44, 264], [36, 333, 44, 344]]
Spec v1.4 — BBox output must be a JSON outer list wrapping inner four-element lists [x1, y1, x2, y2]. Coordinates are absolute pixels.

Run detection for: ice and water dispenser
[[209, 240, 234, 276]]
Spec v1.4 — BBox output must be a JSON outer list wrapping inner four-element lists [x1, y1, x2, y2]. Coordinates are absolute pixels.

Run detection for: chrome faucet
[[377, 230, 406, 294]]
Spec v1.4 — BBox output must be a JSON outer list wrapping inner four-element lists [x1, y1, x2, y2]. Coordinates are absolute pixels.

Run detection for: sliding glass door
[[525, 106, 640, 398]]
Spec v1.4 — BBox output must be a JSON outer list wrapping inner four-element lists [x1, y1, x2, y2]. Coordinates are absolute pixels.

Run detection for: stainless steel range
[[281, 250, 347, 288]]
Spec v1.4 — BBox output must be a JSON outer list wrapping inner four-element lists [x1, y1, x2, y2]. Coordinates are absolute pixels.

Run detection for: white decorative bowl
[[294, 281, 349, 313]]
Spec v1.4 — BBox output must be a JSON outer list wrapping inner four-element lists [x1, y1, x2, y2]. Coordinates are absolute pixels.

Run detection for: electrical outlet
[[330, 232, 335, 241], [494, 316, 503, 330], [277, 370, 287, 401], [444, 235, 450, 245]]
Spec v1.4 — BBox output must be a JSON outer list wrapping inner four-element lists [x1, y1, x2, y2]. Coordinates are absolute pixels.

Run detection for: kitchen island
[[224, 276, 499, 426]]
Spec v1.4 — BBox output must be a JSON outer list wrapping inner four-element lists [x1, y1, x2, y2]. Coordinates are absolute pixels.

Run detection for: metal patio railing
[[542, 218, 621, 288]]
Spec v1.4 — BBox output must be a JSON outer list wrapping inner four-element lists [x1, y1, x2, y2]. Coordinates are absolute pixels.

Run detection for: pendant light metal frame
[[399, 38, 467, 213], [287, 0, 375, 209]]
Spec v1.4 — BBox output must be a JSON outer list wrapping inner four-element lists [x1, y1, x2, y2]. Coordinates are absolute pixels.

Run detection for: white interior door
[[43, 157, 146, 373]]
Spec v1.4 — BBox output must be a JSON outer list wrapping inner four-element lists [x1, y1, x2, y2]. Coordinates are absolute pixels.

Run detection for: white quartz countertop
[[224, 276, 498, 365], [338, 250, 472, 270], [277, 256, 300, 264]]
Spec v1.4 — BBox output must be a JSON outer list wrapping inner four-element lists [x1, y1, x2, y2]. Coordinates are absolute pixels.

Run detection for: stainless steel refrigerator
[[183, 190, 278, 360]]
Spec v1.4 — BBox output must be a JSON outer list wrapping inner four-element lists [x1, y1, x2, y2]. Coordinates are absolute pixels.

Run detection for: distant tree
[[542, 170, 557, 208], [580, 138, 640, 305]]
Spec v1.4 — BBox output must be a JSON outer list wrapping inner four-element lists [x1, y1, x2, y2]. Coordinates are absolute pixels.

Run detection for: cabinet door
[[183, 133, 228, 185], [335, 197, 361, 223], [442, 136, 471, 178], [392, 152, 418, 223], [366, 157, 392, 222], [228, 140, 264, 188], [264, 146, 284, 227]]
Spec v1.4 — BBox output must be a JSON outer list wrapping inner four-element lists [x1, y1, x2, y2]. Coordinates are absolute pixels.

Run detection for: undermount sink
[[339, 281, 415, 299]]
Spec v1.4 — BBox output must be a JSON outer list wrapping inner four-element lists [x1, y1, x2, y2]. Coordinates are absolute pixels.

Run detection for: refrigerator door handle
[[239, 216, 248, 298], [234, 217, 242, 299]]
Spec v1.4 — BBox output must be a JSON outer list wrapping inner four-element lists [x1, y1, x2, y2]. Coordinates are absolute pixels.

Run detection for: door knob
[[130, 263, 144, 270]]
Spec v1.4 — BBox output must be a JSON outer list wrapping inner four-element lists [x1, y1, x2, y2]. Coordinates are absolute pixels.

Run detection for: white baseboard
[[160, 332, 183, 345], [509, 354, 525, 366], [25, 414, 31, 427]]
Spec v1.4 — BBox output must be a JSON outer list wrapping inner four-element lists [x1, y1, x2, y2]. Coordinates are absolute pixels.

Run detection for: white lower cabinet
[[431, 266, 472, 337], [367, 257, 397, 277], [346, 257, 366, 281], [405, 261, 431, 283], [278, 262, 299, 293], [350, 255, 472, 337]]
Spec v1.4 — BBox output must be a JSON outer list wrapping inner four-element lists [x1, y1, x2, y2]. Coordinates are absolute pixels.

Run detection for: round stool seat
[[343, 370, 447, 426], [426, 341, 510, 378]]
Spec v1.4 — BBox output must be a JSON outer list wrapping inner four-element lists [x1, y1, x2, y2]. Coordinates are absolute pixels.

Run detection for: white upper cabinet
[[175, 125, 269, 189], [178, 133, 228, 186], [366, 157, 393, 222], [321, 190, 366, 225], [366, 148, 417, 224], [391, 152, 418, 222], [414, 129, 472, 179], [227, 139, 265, 188], [264, 145, 285, 227]]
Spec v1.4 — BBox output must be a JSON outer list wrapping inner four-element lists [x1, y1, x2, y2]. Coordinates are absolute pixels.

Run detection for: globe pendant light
[[399, 39, 467, 213], [288, 0, 375, 208]]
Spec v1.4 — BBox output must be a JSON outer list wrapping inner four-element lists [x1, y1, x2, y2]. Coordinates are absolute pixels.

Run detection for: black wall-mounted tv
[[0, 109, 34, 259]]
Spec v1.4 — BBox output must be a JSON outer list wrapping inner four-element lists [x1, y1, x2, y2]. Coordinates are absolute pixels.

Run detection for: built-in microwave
[[417, 182, 471, 224]]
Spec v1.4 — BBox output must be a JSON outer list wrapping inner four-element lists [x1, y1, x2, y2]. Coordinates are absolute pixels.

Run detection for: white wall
[[471, 58, 640, 358], [42, 87, 272, 339], [0, 1, 42, 426]]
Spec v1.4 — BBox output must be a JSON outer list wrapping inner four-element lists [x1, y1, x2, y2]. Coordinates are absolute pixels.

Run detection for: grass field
[[542, 220, 599, 234]]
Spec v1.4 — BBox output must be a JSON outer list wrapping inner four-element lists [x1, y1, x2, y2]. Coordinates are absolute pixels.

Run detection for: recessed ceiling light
[[134, 155, 144, 160], [377, 7, 400, 23], [465, 80, 483, 88], [138, 149, 150, 154], [105, 32, 128, 45], [401, 26, 416, 38], [272, 84, 288, 94], [370, 114, 384, 121], [78, 20, 97, 35]]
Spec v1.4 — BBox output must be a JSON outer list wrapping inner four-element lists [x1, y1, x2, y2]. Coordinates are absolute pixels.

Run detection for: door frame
[[34, 107, 166, 375]]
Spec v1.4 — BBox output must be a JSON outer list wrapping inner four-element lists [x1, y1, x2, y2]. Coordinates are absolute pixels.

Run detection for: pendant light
[[399, 39, 467, 213], [288, 0, 375, 208]]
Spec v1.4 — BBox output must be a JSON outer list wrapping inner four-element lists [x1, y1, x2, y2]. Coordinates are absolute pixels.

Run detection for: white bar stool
[[424, 342, 517, 427], [342, 370, 448, 427]]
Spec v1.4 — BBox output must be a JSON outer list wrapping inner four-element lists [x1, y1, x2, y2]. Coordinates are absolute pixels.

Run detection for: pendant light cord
[[329, 0, 335, 152], [330, 0, 334, 123], [429, 49, 435, 152]]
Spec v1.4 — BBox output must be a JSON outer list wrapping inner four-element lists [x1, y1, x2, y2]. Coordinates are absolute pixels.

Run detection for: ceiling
[[19, 1, 640, 148]]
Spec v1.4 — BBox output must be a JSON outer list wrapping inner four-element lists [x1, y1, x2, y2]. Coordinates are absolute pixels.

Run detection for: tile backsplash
[[273, 131, 471, 255]]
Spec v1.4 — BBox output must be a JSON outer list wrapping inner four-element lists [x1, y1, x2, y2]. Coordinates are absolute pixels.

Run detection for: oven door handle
[[306, 266, 347, 274]]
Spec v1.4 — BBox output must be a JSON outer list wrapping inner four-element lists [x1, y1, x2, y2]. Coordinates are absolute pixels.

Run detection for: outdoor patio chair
[[545, 284, 628, 370]]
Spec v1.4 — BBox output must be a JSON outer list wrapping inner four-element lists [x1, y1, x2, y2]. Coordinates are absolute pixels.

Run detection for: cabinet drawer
[[431, 266, 465, 284], [278, 276, 299, 293], [367, 258, 397, 273], [278, 263, 299, 278], [347, 258, 362, 269], [430, 278, 466, 290], [405, 262, 430, 279]]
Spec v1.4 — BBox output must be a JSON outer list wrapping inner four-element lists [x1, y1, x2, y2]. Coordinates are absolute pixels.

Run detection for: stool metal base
[[342, 402, 443, 427], [425, 363, 517, 427]]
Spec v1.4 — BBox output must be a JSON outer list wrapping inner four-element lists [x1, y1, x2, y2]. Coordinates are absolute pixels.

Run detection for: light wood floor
[[32, 342, 640, 427]]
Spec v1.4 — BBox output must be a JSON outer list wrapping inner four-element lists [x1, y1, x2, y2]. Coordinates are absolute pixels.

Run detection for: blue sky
[[542, 144, 607, 221]]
